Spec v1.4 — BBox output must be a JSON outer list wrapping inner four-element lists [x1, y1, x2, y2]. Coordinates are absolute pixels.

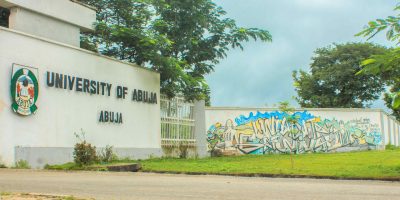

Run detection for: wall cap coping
[[206, 106, 385, 112], [205, 107, 400, 122], [0, 0, 96, 31], [206, 106, 400, 124], [0, 26, 159, 74]]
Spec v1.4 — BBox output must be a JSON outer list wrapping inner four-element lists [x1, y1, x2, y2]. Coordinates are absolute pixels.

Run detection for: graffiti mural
[[207, 111, 382, 155]]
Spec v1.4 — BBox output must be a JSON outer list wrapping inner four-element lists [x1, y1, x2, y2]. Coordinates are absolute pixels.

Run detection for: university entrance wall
[[0, 27, 161, 168]]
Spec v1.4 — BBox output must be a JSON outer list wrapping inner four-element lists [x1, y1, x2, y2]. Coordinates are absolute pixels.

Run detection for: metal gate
[[160, 95, 196, 147]]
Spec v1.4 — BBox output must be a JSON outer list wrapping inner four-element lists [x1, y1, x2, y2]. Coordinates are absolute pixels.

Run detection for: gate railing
[[160, 95, 196, 146]]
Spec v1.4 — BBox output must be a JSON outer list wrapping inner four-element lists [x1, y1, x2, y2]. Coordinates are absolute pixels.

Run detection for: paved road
[[0, 169, 400, 200]]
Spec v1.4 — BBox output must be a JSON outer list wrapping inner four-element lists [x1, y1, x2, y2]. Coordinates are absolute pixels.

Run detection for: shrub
[[211, 148, 223, 157], [98, 145, 118, 163], [14, 160, 30, 169], [73, 140, 97, 166], [73, 130, 98, 166], [386, 144, 398, 150], [0, 157, 7, 168]]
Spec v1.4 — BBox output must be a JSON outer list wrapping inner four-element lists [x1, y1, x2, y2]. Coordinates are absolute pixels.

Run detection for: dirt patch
[[0, 193, 92, 200]]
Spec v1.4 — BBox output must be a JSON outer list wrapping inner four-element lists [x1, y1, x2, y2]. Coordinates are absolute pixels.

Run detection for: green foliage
[[80, 35, 98, 52], [0, 192, 12, 196], [13, 160, 30, 169], [45, 150, 400, 179], [73, 130, 98, 166], [384, 82, 400, 120], [278, 101, 295, 113], [74, 141, 98, 166], [46, 159, 139, 171], [357, 49, 400, 114], [356, 3, 400, 111], [278, 101, 299, 168], [98, 145, 118, 163], [278, 101, 298, 127], [140, 150, 400, 179], [355, 4, 400, 43], [61, 196, 83, 200], [0, 7, 9, 28], [293, 43, 387, 108], [45, 162, 92, 170], [386, 144, 399, 150], [78, 0, 271, 101]]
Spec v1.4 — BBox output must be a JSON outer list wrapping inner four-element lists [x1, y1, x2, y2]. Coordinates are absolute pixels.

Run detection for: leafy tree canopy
[[0, 7, 9, 28], [355, 4, 400, 82], [356, 2, 400, 119], [293, 43, 387, 108], [78, 0, 272, 103]]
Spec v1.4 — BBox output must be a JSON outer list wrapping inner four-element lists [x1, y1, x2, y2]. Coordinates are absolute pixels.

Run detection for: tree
[[0, 7, 9, 28], [278, 101, 299, 169], [293, 43, 387, 108], [384, 82, 400, 120], [78, 0, 272, 103], [356, 3, 400, 117]]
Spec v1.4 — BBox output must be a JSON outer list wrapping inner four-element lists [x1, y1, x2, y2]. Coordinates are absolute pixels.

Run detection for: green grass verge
[[46, 149, 400, 180], [140, 149, 400, 179], [45, 161, 137, 171]]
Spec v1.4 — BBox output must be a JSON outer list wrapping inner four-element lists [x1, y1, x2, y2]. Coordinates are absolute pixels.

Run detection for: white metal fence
[[160, 95, 196, 146]]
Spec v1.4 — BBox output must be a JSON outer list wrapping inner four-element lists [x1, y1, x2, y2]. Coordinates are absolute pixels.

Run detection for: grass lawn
[[45, 162, 135, 171], [47, 149, 400, 180], [140, 149, 400, 180]]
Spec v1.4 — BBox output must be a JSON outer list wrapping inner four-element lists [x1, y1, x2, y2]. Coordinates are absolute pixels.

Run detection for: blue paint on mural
[[208, 110, 383, 155], [235, 111, 316, 126]]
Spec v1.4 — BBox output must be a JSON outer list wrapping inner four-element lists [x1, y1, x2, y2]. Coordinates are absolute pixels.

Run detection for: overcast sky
[[206, 0, 398, 108]]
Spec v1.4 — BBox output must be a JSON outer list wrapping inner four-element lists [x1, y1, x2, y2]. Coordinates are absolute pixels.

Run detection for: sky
[[206, 0, 398, 109]]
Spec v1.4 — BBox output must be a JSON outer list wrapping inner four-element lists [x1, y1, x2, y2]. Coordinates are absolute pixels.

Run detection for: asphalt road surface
[[0, 169, 399, 200]]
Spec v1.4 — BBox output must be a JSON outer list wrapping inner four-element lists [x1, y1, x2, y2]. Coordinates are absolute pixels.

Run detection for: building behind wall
[[0, 0, 162, 168]]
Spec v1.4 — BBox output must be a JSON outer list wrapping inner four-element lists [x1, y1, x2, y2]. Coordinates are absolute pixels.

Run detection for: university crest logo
[[10, 64, 39, 116]]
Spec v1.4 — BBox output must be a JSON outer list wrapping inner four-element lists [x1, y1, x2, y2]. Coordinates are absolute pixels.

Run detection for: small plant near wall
[[73, 129, 98, 166], [13, 160, 30, 169], [98, 145, 118, 163], [385, 144, 399, 150], [0, 158, 7, 168], [161, 142, 196, 158], [178, 143, 190, 159]]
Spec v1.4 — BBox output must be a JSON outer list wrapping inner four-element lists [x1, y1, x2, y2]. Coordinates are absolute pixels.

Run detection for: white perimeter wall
[[205, 107, 400, 152], [0, 27, 161, 166]]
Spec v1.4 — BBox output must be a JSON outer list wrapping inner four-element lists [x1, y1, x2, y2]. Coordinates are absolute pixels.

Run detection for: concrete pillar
[[193, 100, 208, 157], [380, 112, 386, 149], [8, 7, 80, 47], [0, 0, 96, 47]]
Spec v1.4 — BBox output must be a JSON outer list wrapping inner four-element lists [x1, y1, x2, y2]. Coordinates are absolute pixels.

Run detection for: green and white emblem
[[10, 64, 39, 116]]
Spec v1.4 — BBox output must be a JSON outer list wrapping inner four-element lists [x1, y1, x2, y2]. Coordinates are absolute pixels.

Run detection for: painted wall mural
[[207, 111, 382, 155]]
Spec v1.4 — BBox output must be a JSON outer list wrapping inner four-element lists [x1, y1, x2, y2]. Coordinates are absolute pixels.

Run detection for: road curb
[[141, 170, 400, 182]]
